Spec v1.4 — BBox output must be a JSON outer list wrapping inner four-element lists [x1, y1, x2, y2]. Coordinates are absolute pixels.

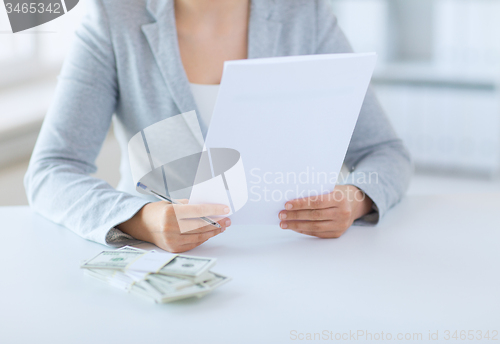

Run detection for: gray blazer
[[25, 0, 412, 246]]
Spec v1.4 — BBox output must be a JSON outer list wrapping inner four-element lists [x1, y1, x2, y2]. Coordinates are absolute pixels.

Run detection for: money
[[158, 256, 217, 277], [137, 280, 210, 303], [146, 273, 193, 291], [81, 251, 144, 270], [82, 246, 230, 303]]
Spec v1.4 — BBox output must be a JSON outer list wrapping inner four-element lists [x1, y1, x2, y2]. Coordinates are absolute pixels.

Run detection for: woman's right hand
[[117, 201, 231, 253]]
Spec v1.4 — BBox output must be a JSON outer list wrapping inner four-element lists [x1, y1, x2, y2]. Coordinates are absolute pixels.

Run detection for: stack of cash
[[81, 246, 230, 303]]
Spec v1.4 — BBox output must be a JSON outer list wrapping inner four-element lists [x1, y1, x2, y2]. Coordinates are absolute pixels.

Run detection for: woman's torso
[[106, 0, 347, 197]]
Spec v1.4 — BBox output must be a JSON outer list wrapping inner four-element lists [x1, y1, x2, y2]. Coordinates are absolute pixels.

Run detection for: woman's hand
[[118, 201, 231, 253], [278, 185, 373, 238]]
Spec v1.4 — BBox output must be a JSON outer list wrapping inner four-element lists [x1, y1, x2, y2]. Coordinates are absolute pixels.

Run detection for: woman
[[25, 0, 411, 253]]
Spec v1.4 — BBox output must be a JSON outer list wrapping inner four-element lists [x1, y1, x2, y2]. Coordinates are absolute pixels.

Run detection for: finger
[[176, 199, 189, 205], [172, 203, 230, 219], [284, 193, 340, 211], [177, 227, 224, 245], [179, 218, 231, 234], [280, 220, 334, 232], [279, 208, 336, 221], [178, 217, 231, 233]]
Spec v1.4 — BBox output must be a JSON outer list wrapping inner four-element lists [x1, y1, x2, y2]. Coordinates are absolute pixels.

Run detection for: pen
[[136, 182, 222, 229]]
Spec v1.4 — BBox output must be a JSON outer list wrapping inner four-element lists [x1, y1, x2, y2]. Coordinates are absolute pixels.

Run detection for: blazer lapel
[[141, 0, 282, 142], [141, 0, 205, 144]]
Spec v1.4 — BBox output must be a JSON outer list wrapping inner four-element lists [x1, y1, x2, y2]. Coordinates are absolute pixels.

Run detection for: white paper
[[188, 174, 232, 217], [223, 156, 248, 211], [127, 251, 176, 273], [190, 53, 377, 224]]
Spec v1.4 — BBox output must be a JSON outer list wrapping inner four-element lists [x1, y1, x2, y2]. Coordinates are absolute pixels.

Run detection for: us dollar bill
[[146, 273, 193, 291], [82, 248, 230, 303], [197, 272, 231, 297], [138, 279, 210, 303], [158, 256, 216, 277], [81, 251, 144, 270]]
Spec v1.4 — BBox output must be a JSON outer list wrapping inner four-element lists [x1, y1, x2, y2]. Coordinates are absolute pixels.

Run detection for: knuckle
[[163, 243, 177, 253], [198, 232, 211, 241], [340, 206, 351, 217], [341, 219, 352, 229], [164, 206, 178, 222], [325, 209, 335, 220], [164, 205, 175, 216], [163, 232, 174, 241], [158, 222, 169, 233], [163, 233, 176, 244]]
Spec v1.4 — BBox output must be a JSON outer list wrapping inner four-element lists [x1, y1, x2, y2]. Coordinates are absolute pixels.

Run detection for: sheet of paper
[[189, 53, 377, 224], [127, 250, 176, 273]]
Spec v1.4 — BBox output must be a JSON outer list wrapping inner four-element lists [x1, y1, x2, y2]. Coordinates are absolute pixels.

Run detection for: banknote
[[81, 251, 145, 270], [82, 249, 175, 273], [146, 273, 193, 291], [139, 279, 210, 303], [82, 248, 229, 303], [188, 271, 216, 284], [197, 272, 231, 297], [158, 256, 216, 277], [203, 272, 231, 290]]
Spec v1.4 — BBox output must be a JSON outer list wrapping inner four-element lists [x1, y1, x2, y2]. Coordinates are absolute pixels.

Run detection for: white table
[[1, 194, 499, 344]]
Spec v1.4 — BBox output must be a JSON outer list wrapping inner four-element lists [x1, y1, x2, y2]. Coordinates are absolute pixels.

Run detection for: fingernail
[[280, 213, 287, 220], [221, 227, 226, 232], [224, 207, 230, 214], [225, 219, 231, 226], [285, 203, 292, 210], [281, 222, 288, 229]]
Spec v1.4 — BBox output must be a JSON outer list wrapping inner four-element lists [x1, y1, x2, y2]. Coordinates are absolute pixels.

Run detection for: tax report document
[[189, 53, 377, 224]]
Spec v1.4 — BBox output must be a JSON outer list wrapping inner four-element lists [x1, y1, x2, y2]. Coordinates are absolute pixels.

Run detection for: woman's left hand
[[278, 185, 373, 238]]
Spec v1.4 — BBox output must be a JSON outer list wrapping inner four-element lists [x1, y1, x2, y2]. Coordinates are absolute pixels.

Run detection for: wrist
[[347, 185, 373, 220], [117, 203, 155, 243]]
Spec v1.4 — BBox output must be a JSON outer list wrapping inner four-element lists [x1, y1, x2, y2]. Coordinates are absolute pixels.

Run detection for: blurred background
[[0, 0, 499, 206]]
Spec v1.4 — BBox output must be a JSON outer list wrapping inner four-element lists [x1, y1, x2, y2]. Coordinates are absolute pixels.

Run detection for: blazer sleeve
[[314, 0, 413, 225], [24, 0, 149, 245]]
